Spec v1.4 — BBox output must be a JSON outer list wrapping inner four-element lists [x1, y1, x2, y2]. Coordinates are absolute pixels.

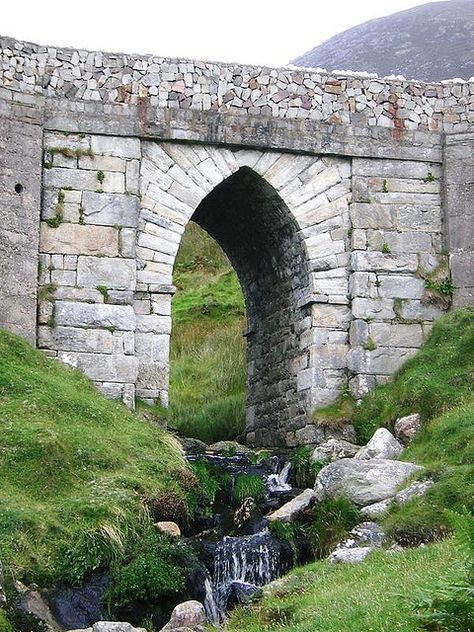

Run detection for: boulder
[[360, 499, 392, 519], [311, 438, 361, 463], [329, 546, 373, 564], [208, 441, 251, 455], [356, 428, 403, 460], [226, 581, 261, 608], [93, 624, 146, 632], [14, 581, 60, 630], [395, 479, 434, 505], [267, 488, 315, 522], [160, 600, 206, 631], [154, 521, 181, 538], [179, 438, 208, 454], [0, 560, 6, 606], [394, 413, 421, 444], [315, 458, 423, 507]]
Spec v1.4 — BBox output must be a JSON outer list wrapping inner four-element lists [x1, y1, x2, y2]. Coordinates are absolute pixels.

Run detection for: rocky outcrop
[[160, 600, 206, 631], [267, 489, 315, 522], [355, 428, 403, 460], [315, 458, 423, 507]]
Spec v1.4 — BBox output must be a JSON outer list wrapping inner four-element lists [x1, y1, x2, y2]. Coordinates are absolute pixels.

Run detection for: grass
[[225, 540, 464, 632], [0, 329, 189, 587], [168, 222, 247, 443]]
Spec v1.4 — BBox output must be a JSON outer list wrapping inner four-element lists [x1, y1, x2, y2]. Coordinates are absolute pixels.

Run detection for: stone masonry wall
[[1, 36, 474, 133]]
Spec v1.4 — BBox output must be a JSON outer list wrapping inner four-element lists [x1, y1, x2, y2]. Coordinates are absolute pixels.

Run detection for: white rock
[[160, 600, 206, 630], [267, 489, 315, 522], [360, 499, 392, 519], [315, 458, 423, 507], [329, 546, 373, 564], [394, 413, 421, 444], [356, 428, 404, 460], [311, 438, 361, 463]]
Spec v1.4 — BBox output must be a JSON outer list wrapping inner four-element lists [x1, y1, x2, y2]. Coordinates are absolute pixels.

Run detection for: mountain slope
[[292, 1, 474, 82]]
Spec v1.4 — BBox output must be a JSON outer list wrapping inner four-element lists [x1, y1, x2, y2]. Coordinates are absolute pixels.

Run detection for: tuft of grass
[[233, 474, 266, 504], [306, 497, 360, 558], [0, 329, 188, 586]]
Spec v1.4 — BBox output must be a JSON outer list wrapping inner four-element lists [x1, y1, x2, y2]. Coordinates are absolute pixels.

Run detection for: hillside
[[292, 0, 474, 82]]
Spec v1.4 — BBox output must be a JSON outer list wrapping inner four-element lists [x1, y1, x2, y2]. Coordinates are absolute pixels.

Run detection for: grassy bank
[[168, 222, 247, 443], [225, 541, 464, 632], [0, 329, 189, 587]]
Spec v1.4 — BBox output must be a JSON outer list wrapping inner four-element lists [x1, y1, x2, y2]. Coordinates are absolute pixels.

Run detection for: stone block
[[349, 272, 378, 298], [119, 228, 136, 258], [58, 352, 139, 382], [311, 304, 352, 328], [349, 319, 369, 346], [82, 191, 139, 227], [367, 230, 433, 253], [350, 203, 394, 229], [369, 323, 423, 348], [77, 256, 136, 290], [366, 347, 418, 375], [396, 300, 445, 321], [91, 135, 141, 159], [352, 297, 395, 319], [43, 168, 99, 191], [135, 332, 170, 363], [55, 301, 136, 330], [135, 314, 171, 334], [352, 251, 418, 273], [40, 223, 119, 256], [50, 269, 76, 286], [396, 205, 441, 232], [378, 275, 425, 299], [78, 155, 126, 171], [311, 344, 348, 369], [38, 325, 113, 353]]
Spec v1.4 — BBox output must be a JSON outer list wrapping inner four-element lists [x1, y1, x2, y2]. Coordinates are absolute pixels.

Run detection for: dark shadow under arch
[[190, 167, 311, 446]]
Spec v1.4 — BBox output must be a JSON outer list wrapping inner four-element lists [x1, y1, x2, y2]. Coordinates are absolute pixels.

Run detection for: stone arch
[[136, 142, 352, 445]]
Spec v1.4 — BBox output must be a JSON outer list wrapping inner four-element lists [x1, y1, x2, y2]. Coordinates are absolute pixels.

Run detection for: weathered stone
[[311, 438, 361, 463], [55, 301, 136, 330], [208, 441, 251, 454], [267, 489, 315, 522], [315, 458, 423, 506], [356, 428, 404, 460], [180, 437, 209, 454], [58, 352, 139, 382], [360, 499, 392, 519], [160, 600, 206, 631], [92, 624, 146, 632], [395, 479, 434, 505], [328, 546, 373, 564], [394, 413, 422, 444], [350, 522, 385, 547], [40, 223, 119, 256], [82, 192, 139, 227], [77, 256, 136, 290], [38, 326, 113, 354], [154, 521, 181, 538]]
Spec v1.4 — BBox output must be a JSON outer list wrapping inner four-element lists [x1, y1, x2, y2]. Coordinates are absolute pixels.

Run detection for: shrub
[[106, 530, 192, 608], [307, 497, 360, 558]]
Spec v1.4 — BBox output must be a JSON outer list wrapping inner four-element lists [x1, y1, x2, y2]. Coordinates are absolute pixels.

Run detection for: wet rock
[[267, 488, 315, 522], [226, 581, 261, 608], [71, 624, 147, 632], [329, 546, 373, 563], [0, 560, 6, 606], [395, 479, 434, 504], [356, 428, 403, 460], [394, 413, 421, 444], [155, 521, 181, 537], [180, 438, 208, 454], [14, 581, 60, 630], [311, 438, 361, 462], [208, 441, 251, 455], [360, 498, 392, 519], [48, 572, 109, 630], [315, 458, 423, 506], [160, 600, 206, 631]]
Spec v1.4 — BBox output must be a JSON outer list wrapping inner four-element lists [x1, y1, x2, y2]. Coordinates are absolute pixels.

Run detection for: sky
[[3, 0, 447, 67]]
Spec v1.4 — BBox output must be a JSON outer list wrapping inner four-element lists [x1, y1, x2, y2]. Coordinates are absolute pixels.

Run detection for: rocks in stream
[[315, 458, 423, 506], [267, 488, 316, 522], [180, 438, 209, 454], [160, 600, 206, 631], [71, 623, 146, 632], [208, 441, 252, 455], [355, 428, 404, 460]]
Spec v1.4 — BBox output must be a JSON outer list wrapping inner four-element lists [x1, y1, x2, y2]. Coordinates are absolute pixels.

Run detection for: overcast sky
[[3, 0, 446, 67]]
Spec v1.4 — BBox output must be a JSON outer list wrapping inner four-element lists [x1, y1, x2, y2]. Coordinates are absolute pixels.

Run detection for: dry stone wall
[[1, 36, 474, 133]]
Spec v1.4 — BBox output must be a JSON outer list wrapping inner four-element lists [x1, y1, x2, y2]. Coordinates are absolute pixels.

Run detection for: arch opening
[[171, 167, 311, 447]]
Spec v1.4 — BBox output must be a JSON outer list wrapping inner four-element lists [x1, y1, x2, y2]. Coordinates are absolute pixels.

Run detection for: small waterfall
[[212, 530, 283, 618], [203, 573, 220, 624], [266, 461, 292, 493]]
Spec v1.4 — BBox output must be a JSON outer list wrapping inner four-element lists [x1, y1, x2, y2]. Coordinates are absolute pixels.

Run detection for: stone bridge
[[0, 36, 472, 445]]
